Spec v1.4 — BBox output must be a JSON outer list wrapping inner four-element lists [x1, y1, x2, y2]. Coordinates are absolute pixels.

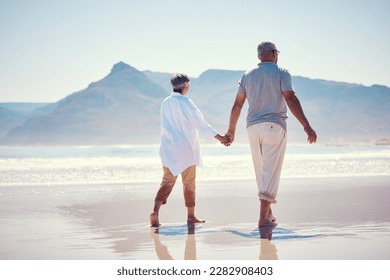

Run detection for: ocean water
[[0, 144, 389, 187]]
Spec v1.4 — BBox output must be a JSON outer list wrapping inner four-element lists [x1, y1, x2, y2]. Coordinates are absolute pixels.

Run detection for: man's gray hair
[[257, 41, 276, 57], [170, 73, 190, 92]]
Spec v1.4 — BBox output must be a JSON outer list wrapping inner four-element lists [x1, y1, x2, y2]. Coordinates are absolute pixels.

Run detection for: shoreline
[[1, 173, 389, 188], [0, 176, 389, 260]]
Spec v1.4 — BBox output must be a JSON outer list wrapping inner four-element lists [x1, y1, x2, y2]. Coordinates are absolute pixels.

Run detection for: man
[[225, 41, 317, 227], [150, 73, 229, 227]]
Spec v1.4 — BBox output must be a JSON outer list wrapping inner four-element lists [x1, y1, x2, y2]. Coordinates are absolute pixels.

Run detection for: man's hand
[[304, 126, 317, 144], [215, 134, 230, 146], [224, 131, 234, 146], [283, 91, 317, 144]]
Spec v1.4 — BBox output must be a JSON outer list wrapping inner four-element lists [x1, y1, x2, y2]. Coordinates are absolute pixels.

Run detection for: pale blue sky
[[0, 0, 389, 102]]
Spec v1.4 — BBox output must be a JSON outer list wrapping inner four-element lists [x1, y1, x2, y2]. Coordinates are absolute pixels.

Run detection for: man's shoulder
[[244, 65, 261, 75], [241, 64, 292, 83], [277, 66, 290, 74], [240, 67, 258, 82], [244, 63, 290, 73]]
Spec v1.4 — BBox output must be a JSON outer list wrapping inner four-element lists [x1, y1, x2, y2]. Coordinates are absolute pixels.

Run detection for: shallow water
[[0, 176, 389, 260], [0, 144, 389, 186], [0, 144, 389, 260]]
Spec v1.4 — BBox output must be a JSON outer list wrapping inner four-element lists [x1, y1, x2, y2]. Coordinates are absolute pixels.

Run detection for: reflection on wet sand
[[185, 224, 196, 260], [150, 223, 279, 260], [259, 226, 278, 260], [62, 199, 330, 260], [151, 223, 197, 260], [150, 227, 173, 260]]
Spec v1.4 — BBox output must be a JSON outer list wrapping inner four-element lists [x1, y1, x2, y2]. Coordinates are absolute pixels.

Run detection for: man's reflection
[[259, 226, 278, 260], [150, 223, 197, 260]]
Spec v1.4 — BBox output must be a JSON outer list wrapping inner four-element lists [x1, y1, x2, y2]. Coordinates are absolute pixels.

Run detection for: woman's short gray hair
[[257, 41, 276, 57], [170, 73, 190, 92]]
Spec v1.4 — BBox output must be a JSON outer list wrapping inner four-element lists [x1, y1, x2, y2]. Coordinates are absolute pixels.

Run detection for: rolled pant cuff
[[258, 193, 277, 204]]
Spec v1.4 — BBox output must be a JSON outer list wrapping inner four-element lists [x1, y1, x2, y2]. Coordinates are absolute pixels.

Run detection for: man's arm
[[283, 90, 317, 144], [225, 93, 246, 145]]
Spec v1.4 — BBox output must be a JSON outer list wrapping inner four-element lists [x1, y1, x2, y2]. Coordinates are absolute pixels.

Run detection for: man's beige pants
[[247, 122, 287, 203]]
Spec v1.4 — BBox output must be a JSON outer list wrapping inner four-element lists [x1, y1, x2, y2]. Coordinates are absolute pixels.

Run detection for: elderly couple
[[150, 41, 317, 228]]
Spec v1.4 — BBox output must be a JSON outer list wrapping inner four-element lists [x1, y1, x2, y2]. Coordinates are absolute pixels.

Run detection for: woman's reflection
[[150, 223, 197, 260]]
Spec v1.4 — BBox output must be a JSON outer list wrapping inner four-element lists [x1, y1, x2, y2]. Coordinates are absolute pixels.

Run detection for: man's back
[[238, 62, 294, 130]]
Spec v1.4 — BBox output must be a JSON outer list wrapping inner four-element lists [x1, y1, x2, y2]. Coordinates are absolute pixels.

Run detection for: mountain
[[289, 78, 390, 143], [1, 62, 167, 145], [1, 62, 389, 145], [0, 107, 24, 139], [0, 103, 53, 139]]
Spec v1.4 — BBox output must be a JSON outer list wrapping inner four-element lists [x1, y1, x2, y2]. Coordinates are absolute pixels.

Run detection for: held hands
[[224, 131, 234, 147], [215, 134, 230, 146]]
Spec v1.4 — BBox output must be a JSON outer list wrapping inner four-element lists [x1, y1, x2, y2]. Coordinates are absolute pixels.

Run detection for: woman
[[150, 73, 228, 227]]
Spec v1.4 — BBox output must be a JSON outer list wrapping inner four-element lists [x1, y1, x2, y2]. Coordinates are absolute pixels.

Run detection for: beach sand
[[0, 176, 389, 260]]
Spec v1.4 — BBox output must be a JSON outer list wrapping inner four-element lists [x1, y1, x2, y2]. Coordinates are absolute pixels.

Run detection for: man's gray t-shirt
[[237, 62, 294, 131]]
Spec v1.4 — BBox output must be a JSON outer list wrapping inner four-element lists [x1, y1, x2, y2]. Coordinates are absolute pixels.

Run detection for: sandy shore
[[0, 176, 389, 260]]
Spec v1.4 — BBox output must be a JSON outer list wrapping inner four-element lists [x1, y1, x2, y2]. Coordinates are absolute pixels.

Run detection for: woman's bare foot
[[187, 216, 206, 224], [258, 218, 277, 228], [150, 212, 160, 227]]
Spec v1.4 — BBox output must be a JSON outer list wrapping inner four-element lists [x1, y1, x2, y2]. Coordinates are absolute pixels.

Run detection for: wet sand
[[0, 176, 389, 260]]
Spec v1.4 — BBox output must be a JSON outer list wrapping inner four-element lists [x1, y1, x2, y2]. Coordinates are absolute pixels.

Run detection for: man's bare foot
[[150, 212, 160, 227], [258, 218, 277, 228], [187, 216, 206, 224], [268, 209, 276, 222]]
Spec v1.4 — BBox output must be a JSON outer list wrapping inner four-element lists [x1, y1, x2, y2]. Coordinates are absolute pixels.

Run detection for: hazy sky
[[1, 0, 389, 102]]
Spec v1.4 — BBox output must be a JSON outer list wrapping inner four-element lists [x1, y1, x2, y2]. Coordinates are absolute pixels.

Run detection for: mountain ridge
[[1, 62, 389, 145]]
